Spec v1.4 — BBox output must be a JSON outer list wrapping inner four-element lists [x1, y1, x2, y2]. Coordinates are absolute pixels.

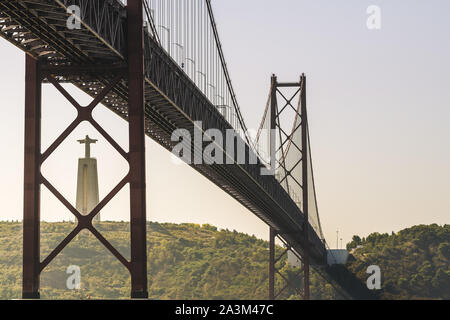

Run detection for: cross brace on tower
[[267, 74, 311, 300], [22, 0, 148, 299]]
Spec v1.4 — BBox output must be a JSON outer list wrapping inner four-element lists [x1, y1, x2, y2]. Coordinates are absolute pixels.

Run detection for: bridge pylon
[[266, 74, 311, 300], [22, 0, 148, 299]]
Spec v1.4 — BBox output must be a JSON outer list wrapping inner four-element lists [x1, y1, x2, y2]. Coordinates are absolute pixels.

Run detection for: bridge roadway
[[0, 0, 376, 299]]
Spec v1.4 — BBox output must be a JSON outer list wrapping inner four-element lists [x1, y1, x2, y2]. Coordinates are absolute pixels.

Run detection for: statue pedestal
[[76, 157, 100, 221]]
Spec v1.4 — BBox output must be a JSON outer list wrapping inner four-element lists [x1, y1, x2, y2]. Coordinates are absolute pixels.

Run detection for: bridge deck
[[0, 0, 327, 264]]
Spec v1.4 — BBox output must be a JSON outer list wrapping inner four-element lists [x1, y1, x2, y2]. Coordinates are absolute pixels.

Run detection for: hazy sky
[[0, 0, 449, 248]]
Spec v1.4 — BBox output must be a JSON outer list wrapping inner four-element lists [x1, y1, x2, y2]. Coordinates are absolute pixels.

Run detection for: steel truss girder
[[0, 0, 124, 63], [57, 0, 126, 56]]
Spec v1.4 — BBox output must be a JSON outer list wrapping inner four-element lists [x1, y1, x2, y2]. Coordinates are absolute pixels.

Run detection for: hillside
[[0, 221, 338, 300], [346, 224, 449, 300], [0, 222, 448, 300]]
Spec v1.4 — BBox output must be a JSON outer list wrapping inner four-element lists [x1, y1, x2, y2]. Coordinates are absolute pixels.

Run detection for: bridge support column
[[266, 74, 312, 300], [22, 54, 41, 299], [127, 0, 148, 299], [301, 74, 310, 300], [268, 75, 277, 300], [20, 1, 149, 300], [269, 228, 276, 300]]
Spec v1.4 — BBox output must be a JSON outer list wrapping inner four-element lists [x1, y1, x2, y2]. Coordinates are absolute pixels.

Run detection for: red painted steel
[[267, 74, 310, 300], [21, 57, 148, 298], [301, 74, 310, 300], [127, 0, 148, 299], [269, 228, 275, 300], [22, 54, 41, 299]]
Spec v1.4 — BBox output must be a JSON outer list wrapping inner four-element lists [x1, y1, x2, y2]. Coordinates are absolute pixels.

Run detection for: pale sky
[[0, 0, 449, 248]]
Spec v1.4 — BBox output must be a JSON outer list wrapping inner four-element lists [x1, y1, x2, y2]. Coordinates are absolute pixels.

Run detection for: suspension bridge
[[0, 0, 374, 299]]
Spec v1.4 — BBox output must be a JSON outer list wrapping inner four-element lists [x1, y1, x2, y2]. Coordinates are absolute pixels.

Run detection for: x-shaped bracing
[[273, 84, 305, 191], [271, 231, 306, 300], [38, 71, 132, 274]]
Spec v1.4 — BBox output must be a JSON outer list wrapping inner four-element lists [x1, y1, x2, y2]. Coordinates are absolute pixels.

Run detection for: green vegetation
[[0, 221, 338, 300], [0, 222, 448, 300], [346, 224, 449, 300]]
